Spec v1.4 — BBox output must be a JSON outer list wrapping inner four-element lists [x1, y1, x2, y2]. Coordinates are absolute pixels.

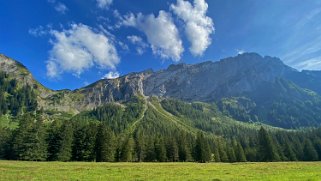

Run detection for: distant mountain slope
[[2, 53, 321, 128]]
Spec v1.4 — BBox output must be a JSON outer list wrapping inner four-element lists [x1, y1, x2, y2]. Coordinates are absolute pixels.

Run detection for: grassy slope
[[0, 161, 320, 180]]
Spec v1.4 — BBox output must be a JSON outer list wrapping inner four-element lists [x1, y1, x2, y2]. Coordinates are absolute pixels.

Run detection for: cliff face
[[2, 52, 321, 116], [143, 53, 296, 101]]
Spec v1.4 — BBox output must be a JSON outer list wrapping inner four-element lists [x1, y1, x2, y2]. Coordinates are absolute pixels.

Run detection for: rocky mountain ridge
[[2, 53, 321, 128]]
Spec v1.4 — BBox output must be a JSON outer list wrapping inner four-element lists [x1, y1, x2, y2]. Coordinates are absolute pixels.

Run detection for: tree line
[[1, 112, 321, 162]]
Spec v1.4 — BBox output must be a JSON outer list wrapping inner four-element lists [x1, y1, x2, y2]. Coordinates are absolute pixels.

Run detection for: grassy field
[[0, 161, 321, 181]]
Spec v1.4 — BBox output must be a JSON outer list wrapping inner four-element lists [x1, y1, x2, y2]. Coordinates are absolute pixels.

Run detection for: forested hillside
[[1, 94, 321, 162], [2, 53, 321, 162]]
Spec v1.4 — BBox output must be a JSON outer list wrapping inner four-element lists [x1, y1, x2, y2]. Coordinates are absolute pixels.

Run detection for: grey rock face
[[143, 53, 296, 101], [2, 52, 321, 114]]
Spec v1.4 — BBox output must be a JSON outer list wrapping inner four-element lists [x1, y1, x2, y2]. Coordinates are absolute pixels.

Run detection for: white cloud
[[122, 11, 184, 61], [294, 56, 321, 70], [46, 24, 120, 78], [236, 49, 245, 55], [97, 0, 113, 9], [29, 26, 48, 37], [171, 0, 214, 56], [102, 71, 120, 79], [46, 61, 59, 78], [54, 2, 68, 14], [127, 35, 148, 55], [48, 0, 68, 14]]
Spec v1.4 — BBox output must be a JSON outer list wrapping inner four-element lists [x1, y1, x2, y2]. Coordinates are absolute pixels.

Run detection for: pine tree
[[314, 139, 321, 160], [95, 123, 115, 162], [258, 127, 280, 161], [218, 141, 229, 162], [0, 128, 11, 159], [167, 138, 179, 162], [120, 136, 135, 162], [72, 122, 97, 161], [12, 114, 47, 161], [135, 131, 146, 162], [57, 121, 74, 161], [227, 146, 236, 162], [303, 139, 318, 161], [145, 139, 156, 162], [194, 132, 211, 163], [155, 138, 167, 162], [284, 142, 297, 161], [213, 145, 221, 162], [47, 122, 61, 161], [178, 133, 192, 162], [235, 142, 247, 162]]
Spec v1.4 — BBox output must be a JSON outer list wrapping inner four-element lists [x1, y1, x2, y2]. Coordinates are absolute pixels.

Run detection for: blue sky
[[1, 0, 321, 90]]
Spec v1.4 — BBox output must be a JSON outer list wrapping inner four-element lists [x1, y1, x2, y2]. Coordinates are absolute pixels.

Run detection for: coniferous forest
[[1, 71, 321, 163]]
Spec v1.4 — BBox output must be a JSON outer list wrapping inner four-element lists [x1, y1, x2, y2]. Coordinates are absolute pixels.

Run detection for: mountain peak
[[167, 63, 189, 71]]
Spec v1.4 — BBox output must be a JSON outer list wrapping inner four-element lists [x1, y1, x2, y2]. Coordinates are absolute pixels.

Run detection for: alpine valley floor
[[0, 161, 321, 181]]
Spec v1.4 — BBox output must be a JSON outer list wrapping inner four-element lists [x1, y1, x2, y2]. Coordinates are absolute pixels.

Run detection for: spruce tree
[[227, 146, 236, 162], [95, 123, 115, 162], [120, 136, 135, 162], [178, 133, 192, 162], [218, 141, 229, 162], [155, 138, 167, 162], [284, 142, 297, 161], [57, 121, 74, 161], [135, 131, 146, 162], [194, 132, 211, 163], [303, 139, 318, 161], [314, 139, 321, 160], [12, 114, 47, 161], [235, 142, 247, 162], [167, 138, 179, 162], [258, 127, 280, 161], [145, 139, 156, 162], [72, 122, 97, 161]]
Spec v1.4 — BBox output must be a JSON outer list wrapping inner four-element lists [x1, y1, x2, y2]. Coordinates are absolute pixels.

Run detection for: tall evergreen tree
[[284, 142, 297, 161], [194, 132, 211, 163], [218, 141, 229, 162], [57, 121, 74, 161], [12, 114, 47, 161], [155, 138, 167, 162], [314, 139, 321, 160], [120, 136, 135, 162], [72, 122, 97, 161], [47, 121, 61, 161], [178, 133, 192, 162], [95, 123, 115, 162], [145, 139, 156, 162], [135, 131, 146, 162], [235, 142, 247, 162], [213, 145, 221, 162], [227, 146, 236, 162], [258, 127, 280, 161], [166, 138, 179, 162], [303, 139, 318, 161]]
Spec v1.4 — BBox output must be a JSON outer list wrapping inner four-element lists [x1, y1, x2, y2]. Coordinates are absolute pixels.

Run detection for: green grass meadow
[[0, 161, 321, 180]]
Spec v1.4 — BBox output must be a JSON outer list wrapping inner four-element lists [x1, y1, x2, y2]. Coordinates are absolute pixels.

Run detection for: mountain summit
[[1, 53, 321, 128]]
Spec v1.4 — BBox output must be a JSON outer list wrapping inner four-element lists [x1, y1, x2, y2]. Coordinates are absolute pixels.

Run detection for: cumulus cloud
[[171, 0, 214, 56], [122, 11, 184, 61], [46, 24, 120, 78], [102, 71, 120, 79], [127, 35, 148, 55], [97, 0, 113, 9]]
